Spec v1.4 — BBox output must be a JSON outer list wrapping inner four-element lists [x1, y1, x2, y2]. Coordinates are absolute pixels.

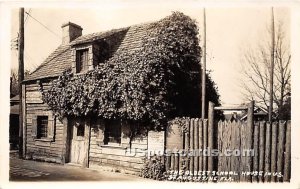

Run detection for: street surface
[[9, 152, 147, 181]]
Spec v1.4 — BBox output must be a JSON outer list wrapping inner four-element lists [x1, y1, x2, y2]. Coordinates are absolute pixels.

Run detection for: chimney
[[61, 22, 82, 44]]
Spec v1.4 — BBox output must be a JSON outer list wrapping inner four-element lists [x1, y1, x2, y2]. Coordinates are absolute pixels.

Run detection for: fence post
[[258, 121, 266, 182], [252, 121, 260, 182], [203, 119, 208, 173], [194, 118, 199, 173], [208, 101, 215, 173], [189, 119, 194, 174], [166, 155, 171, 171], [245, 101, 254, 182], [174, 153, 179, 172], [217, 120, 223, 174], [171, 153, 175, 171], [283, 121, 291, 182], [271, 122, 278, 182], [184, 118, 190, 171], [265, 122, 272, 182], [198, 119, 203, 172], [277, 120, 286, 182]]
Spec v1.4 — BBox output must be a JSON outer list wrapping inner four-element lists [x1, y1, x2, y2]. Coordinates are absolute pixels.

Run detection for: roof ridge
[[127, 20, 155, 28], [70, 20, 157, 46], [25, 17, 163, 82], [70, 27, 129, 46]]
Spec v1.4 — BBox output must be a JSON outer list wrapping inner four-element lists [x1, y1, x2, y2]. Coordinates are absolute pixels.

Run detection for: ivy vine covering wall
[[42, 12, 220, 130]]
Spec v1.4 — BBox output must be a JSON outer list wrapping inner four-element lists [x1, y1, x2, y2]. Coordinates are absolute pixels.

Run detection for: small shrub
[[140, 155, 166, 180]]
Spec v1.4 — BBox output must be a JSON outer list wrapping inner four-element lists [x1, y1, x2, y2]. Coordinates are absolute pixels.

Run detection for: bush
[[140, 155, 166, 180]]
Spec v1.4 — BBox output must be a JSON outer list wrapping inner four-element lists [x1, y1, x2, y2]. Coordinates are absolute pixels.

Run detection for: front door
[[69, 118, 87, 165]]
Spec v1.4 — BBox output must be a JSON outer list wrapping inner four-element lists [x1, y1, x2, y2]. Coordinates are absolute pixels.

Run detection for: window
[[32, 114, 55, 141], [76, 49, 89, 73], [77, 123, 85, 137], [104, 120, 121, 145], [37, 116, 48, 139]]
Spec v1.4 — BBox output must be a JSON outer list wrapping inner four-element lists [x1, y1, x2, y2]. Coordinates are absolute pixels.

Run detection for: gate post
[[208, 101, 215, 172]]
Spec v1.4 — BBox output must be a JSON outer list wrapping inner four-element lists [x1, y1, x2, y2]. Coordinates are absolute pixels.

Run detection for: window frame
[[32, 112, 55, 142], [76, 122, 85, 137], [76, 48, 89, 73], [72, 120, 86, 141], [36, 115, 48, 139]]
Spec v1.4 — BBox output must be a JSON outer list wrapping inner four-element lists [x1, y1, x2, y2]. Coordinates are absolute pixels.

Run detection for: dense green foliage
[[42, 12, 220, 129]]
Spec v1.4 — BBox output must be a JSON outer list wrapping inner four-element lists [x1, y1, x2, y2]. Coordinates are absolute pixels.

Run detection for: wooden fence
[[164, 102, 291, 182], [217, 120, 291, 182], [165, 118, 212, 175]]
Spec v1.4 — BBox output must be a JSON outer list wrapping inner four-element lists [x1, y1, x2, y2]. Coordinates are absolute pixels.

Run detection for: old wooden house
[[21, 13, 216, 174]]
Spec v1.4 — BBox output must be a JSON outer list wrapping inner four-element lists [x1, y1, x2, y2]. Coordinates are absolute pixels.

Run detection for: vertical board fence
[[165, 118, 211, 175], [165, 102, 291, 182], [217, 120, 291, 182]]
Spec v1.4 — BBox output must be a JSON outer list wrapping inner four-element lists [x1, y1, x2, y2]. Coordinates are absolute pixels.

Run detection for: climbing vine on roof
[[42, 12, 215, 130]]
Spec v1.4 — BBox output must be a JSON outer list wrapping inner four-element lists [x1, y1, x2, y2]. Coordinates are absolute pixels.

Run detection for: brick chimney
[[61, 22, 82, 44]]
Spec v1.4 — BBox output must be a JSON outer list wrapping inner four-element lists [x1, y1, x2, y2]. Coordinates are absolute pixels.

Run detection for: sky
[[10, 4, 290, 106]]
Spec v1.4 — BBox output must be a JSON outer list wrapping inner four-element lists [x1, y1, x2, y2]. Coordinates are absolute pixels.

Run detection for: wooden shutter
[[32, 115, 37, 139], [48, 114, 55, 141]]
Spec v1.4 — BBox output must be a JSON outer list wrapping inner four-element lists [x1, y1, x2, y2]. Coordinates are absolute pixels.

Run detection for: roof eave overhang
[[22, 75, 59, 84], [71, 38, 105, 47]]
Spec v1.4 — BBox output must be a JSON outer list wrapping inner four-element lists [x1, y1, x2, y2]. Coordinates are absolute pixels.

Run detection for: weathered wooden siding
[[88, 120, 147, 174], [25, 82, 65, 163], [25, 82, 148, 173]]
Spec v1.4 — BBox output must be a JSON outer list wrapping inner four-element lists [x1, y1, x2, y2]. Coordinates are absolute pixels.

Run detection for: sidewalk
[[9, 153, 148, 181]]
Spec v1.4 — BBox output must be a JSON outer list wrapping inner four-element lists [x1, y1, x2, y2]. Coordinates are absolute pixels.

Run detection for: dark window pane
[[37, 116, 48, 139], [77, 123, 85, 137], [104, 120, 121, 144], [76, 49, 89, 73]]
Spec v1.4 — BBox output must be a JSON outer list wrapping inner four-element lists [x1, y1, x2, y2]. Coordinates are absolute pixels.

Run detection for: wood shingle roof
[[26, 45, 72, 81], [25, 22, 152, 82]]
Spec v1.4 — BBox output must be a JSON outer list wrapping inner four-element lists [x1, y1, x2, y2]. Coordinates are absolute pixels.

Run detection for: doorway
[[69, 118, 88, 165]]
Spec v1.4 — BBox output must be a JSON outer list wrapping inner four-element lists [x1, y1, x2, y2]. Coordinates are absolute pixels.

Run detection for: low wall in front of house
[[88, 119, 147, 175], [25, 82, 65, 164]]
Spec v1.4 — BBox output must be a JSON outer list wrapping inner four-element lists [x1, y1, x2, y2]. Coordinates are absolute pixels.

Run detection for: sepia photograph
[[0, 0, 299, 188]]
